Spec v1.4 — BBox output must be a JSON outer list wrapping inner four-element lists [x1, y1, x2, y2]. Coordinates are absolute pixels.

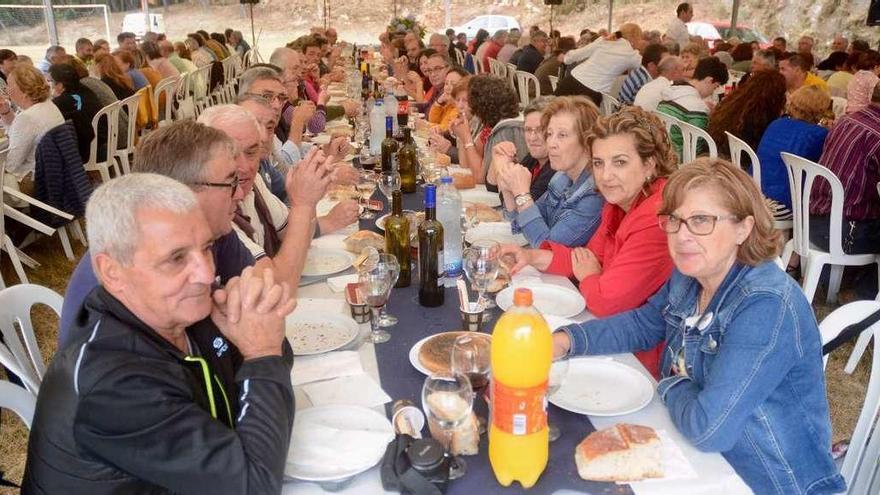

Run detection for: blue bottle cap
[[424, 184, 436, 208], [440, 176, 453, 184]]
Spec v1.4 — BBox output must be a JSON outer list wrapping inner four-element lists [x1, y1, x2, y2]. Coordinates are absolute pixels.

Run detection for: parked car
[[450, 15, 520, 42], [121, 13, 165, 40], [686, 21, 771, 48]]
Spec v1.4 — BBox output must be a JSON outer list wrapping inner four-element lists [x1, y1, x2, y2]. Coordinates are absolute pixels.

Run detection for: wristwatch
[[514, 193, 533, 207]]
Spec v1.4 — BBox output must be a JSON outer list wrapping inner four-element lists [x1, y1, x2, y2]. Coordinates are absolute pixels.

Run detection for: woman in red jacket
[[500, 107, 678, 377]]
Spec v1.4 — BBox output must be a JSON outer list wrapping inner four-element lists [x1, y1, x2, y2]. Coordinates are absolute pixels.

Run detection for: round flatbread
[[418, 331, 491, 375]]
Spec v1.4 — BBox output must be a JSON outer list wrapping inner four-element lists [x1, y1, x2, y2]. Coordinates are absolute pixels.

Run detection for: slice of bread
[[575, 423, 663, 482]]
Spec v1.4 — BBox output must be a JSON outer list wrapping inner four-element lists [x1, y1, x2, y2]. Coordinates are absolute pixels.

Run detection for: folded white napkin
[[288, 420, 393, 475], [619, 429, 698, 487], [303, 373, 391, 408], [327, 273, 359, 293], [292, 350, 364, 386]]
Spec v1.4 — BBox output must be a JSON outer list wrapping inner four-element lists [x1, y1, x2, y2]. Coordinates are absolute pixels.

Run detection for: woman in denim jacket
[[552, 159, 845, 495], [495, 96, 605, 247]]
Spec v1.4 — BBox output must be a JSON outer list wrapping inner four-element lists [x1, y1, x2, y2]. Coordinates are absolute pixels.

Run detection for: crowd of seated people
[[3, 11, 879, 494]]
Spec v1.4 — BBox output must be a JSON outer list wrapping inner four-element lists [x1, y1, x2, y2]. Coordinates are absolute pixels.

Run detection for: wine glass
[[356, 173, 377, 219], [374, 254, 400, 327], [378, 169, 401, 207], [450, 335, 490, 433], [422, 372, 473, 477], [547, 356, 570, 442], [358, 267, 393, 343], [463, 239, 500, 312]]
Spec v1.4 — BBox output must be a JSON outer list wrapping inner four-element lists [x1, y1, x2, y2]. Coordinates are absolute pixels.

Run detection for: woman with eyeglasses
[[499, 106, 675, 375], [550, 158, 844, 495]]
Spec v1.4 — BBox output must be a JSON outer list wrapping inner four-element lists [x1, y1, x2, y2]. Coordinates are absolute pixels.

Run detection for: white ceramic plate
[[374, 210, 420, 231], [495, 283, 586, 318], [285, 405, 394, 482], [458, 187, 501, 207], [549, 358, 654, 416], [285, 311, 360, 356], [465, 222, 528, 247], [408, 334, 434, 375], [302, 248, 355, 277]]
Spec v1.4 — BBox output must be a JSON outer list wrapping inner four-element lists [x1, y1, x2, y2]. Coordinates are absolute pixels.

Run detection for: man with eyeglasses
[[58, 121, 326, 345], [417, 52, 451, 114]]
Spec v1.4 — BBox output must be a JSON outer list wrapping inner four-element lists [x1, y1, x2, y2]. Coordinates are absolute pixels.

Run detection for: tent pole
[[607, 0, 613, 33], [42, 0, 59, 45], [730, 0, 740, 31]]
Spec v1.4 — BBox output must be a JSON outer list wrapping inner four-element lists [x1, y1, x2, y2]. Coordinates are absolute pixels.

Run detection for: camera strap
[[381, 434, 443, 495]]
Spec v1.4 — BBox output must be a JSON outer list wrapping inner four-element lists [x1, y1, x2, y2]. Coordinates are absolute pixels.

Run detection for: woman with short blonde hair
[[552, 158, 843, 495]]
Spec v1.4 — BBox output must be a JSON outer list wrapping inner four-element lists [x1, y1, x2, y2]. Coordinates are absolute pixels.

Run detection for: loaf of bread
[[465, 203, 503, 223], [451, 170, 475, 189], [327, 185, 360, 201], [425, 393, 480, 456], [343, 230, 385, 254], [575, 424, 663, 482], [435, 153, 452, 167], [419, 332, 490, 375]]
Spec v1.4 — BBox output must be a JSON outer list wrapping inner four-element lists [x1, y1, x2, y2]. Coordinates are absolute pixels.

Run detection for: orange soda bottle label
[[492, 380, 547, 435]]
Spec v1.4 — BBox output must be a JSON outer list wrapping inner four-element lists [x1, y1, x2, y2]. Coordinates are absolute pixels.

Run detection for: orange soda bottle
[[488, 288, 552, 488]]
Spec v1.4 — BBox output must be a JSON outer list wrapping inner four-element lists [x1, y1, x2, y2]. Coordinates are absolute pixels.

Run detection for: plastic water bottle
[[384, 82, 399, 136], [369, 100, 385, 156], [437, 176, 463, 286]]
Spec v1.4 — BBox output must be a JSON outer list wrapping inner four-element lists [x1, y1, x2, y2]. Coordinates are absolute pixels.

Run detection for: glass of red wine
[[450, 334, 490, 434]]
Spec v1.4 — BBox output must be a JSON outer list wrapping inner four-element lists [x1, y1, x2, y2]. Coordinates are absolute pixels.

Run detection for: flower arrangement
[[388, 14, 426, 39]]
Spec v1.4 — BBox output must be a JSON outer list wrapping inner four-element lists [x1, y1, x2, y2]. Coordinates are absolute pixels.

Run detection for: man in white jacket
[[665, 3, 693, 49]]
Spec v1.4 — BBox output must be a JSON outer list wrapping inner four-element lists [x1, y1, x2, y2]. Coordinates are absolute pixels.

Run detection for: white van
[[121, 13, 165, 39]]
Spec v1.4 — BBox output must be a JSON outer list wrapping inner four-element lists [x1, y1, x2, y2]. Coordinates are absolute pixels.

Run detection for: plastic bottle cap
[[513, 288, 533, 306], [440, 176, 453, 184]]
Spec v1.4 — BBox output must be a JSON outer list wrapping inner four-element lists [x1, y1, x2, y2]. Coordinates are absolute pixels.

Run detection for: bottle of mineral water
[[369, 100, 385, 156], [437, 176, 463, 286], [384, 81, 399, 136]]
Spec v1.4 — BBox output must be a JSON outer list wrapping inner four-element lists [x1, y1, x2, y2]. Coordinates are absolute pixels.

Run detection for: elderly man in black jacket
[[22, 173, 297, 494]]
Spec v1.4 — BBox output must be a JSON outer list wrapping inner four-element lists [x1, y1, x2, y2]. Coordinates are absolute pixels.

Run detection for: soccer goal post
[[0, 3, 110, 47]]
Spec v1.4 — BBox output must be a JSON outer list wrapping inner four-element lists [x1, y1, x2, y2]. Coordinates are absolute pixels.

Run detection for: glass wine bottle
[[418, 184, 445, 307]]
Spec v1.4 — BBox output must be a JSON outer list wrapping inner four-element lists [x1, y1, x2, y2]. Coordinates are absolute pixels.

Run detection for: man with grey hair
[[477, 29, 507, 72], [24, 173, 296, 493], [36, 45, 65, 74], [497, 28, 520, 64], [229, 30, 251, 56], [831, 34, 848, 53], [633, 55, 685, 111], [751, 48, 777, 72], [516, 29, 549, 74], [798, 35, 815, 57]]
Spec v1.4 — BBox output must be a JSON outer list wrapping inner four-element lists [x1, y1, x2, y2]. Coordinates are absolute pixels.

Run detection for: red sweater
[[482, 40, 503, 74], [542, 178, 673, 377]]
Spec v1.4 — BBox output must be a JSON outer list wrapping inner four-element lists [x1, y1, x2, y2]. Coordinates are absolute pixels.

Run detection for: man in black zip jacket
[[23, 173, 297, 494]]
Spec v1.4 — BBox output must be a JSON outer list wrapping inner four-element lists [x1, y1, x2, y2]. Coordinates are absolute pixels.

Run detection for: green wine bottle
[[381, 116, 398, 170], [418, 184, 445, 307], [397, 127, 418, 193], [384, 190, 411, 288]]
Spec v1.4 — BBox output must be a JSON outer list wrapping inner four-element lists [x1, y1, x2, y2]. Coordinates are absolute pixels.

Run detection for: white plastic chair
[[515, 70, 540, 108], [678, 120, 718, 163], [653, 111, 685, 165], [0, 284, 62, 394], [505, 62, 517, 91], [153, 75, 180, 128], [192, 64, 213, 115], [831, 96, 847, 120], [819, 301, 880, 493], [0, 380, 36, 429], [453, 49, 465, 67], [488, 58, 506, 79], [0, 148, 29, 289], [114, 89, 146, 175], [780, 152, 880, 304], [600, 92, 621, 116], [174, 71, 196, 121], [548, 75, 558, 93], [83, 101, 121, 182], [726, 132, 792, 231], [472, 56, 483, 75]]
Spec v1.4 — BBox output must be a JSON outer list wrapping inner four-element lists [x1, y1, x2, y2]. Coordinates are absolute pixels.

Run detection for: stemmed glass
[[358, 266, 393, 343], [450, 335, 490, 433], [547, 356, 570, 442], [373, 254, 400, 327], [378, 169, 401, 207], [422, 372, 473, 477], [356, 172, 377, 220], [463, 239, 500, 312]]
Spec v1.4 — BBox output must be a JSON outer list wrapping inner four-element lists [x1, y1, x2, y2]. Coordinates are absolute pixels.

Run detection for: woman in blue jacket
[[553, 158, 845, 495]]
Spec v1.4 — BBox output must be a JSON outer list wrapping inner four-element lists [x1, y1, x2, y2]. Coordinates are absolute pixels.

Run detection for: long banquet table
[[282, 185, 752, 495]]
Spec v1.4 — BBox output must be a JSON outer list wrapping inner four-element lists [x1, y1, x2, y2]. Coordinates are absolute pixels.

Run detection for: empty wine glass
[[422, 372, 473, 477], [374, 254, 400, 327], [450, 335, 490, 433], [547, 356, 570, 442], [358, 267, 393, 343], [356, 173, 378, 219], [378, 169, 401, 207], [463, 239, 500, 312]]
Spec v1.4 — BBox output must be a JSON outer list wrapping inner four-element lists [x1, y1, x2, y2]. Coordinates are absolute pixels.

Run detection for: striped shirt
[[810, 104, 880, 220], [619, 66, 652, 105]]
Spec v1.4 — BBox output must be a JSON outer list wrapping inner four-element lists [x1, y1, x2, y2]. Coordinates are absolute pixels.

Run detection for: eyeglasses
[[658, 213, 740, 236], [245, 92, 287, 104], [423, 65, 449, 74], [524, 126, 543, 136], [192, 173, 240, 197]]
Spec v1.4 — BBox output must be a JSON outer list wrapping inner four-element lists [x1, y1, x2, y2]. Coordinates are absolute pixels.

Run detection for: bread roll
[[575, 424, 663, 482], [425, 393, 480, 456], [465, 203, 502, 223], [328, 185, 359, 201], [452, 173, 475, 190], [343, 230, 385, 254]]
